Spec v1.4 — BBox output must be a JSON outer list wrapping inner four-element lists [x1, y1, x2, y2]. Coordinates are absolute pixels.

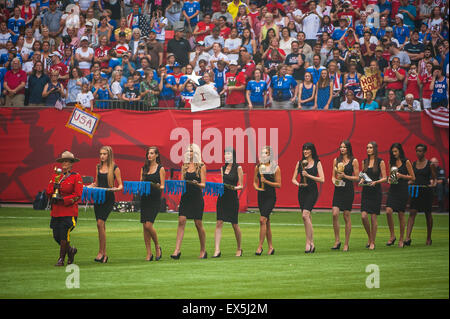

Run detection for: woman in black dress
[[405, 144, 437, 246], [385, 143, 415, 248], [253, 146, 281, 256], [90, 146, 123, 263], [214, 147, 244, 258], [292, 142, 325, 253], [331, 140, 359, 252], [359, 141, 387, 251], [171, 144, 207, 259], [140, 146, 165, 261]]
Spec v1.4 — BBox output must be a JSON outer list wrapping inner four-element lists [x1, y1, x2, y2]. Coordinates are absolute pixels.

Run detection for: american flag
[[424, 107, 449, 128]]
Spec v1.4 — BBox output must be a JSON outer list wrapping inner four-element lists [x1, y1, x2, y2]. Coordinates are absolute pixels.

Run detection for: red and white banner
[[424, 107, 449, 128]]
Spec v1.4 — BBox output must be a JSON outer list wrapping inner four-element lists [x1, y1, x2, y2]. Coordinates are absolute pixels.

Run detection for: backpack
[[33, 190, 48, 210]]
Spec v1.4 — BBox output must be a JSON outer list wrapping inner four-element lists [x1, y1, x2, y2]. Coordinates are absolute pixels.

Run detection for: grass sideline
[[0, 207, 448, 299]]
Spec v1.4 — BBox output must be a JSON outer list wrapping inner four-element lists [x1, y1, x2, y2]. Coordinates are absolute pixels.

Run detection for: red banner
[[0, 108, 448, 210]]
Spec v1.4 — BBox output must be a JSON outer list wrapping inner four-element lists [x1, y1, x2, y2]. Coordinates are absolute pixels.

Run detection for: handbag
[[55, 97, 66, 110]]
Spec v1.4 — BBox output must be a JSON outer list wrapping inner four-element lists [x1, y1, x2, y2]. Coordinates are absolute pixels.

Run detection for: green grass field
[[0, 207, 448, 299]]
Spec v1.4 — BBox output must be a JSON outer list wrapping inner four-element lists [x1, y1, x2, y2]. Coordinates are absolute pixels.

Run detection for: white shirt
[[208, 52, 229, 69], [74, 0, 93, 11], [340, 100, 360, 110], [189, 51, 212, 72], [111, 81, 122, 99], [155, 17, 168, 42], [302, 12, 322, 40], [76, 91, 94, 108], [224, 37, 242, 62], [399, 100, 421, 111], [280, 37, 295, 56], [75, 47, 94, 69], [0, 32, 12, 55]]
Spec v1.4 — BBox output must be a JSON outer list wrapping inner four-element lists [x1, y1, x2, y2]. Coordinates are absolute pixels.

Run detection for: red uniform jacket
[[46, 171, 83, 217]]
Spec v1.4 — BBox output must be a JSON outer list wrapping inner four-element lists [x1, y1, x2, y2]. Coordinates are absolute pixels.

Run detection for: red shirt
[[220, 27, 231, 39], [95, 46, 111, 69], [4, 69, 27, 95], [225, 71, 246, 105], [349, 0, 363, 9], [46, 171, 83, 218], [385, 67, 406, 90], [241, 60, 256, 82], [195, 22, 215, 42], [267, 2, 285, 13], [420, 74, 433, 99], [49, 62, 69, 87], [406, 73, 420, 99]]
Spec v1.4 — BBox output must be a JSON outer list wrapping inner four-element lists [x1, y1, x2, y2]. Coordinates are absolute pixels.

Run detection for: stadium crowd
[[0, 0, 448, 110]]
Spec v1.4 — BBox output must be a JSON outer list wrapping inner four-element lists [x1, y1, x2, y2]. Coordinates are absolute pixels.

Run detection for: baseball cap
[[119, 31, 127, 37], [375, 46, 383, 51], [385, 26, 393, 32], [80, 36, 89, 42], [395, 13, 404, 20], [85, 21, 94, 27], [197, 41, 205, 46], [229, 60, 238, 66], [50, 51, 62, 59], [173, 62, 181, 68]]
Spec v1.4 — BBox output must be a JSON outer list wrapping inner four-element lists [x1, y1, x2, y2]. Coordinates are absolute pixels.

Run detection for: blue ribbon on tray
[[82, 187, 106, 204], [164, 180, 187, 195], [123, 181, 152, 196], [408, 185, 420, 198], [203, 182, 224, 197]]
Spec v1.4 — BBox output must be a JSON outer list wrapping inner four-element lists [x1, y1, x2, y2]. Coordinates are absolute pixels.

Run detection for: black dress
[[361, 160, 382, 215], [257, 164, 277, 219], [141, 164, 162, 223], [216, 164, 239, 224], [179, 167, 205, 220], [94, 165, 117, 221], [298, 160, 319, 212], [386, 160, 409, 212], [332, 160, 355, 212], [410, 160, 433, 213]]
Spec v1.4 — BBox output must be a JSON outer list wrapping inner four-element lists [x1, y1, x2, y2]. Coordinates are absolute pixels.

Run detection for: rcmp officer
[[46, 151, 83, 266]]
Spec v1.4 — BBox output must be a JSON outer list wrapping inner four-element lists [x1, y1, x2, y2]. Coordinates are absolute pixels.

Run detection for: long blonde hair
[[98, 145, 115, 188], [181, 143, 203, 177]]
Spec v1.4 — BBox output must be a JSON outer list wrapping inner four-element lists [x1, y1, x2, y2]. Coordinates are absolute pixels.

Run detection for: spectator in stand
[[270, 64, 297, 109], [398, 93, 421, 111], [430, 66, 449, 109], [121, 76, 141, 107], [285, 40, 307, 85], [193, 12, 214, 43], [218, 15, 231, 39], [382, 89, 400, 110], [227, 0, 249, 21], [339, 89, 359, 110], [298, 0, 322, 47], [182, 0, 200, 32], [97, 16, 113, 45], [166, 0, 185, 29], [75, 36, 95, 76], [27, 61, 49, 106], [246, 68, 268, 109], [0, 21, 12, 56], [115, 17, 132, 42], [67, 67, 88, 105], [49, 51, 69, 87], [241, 27, 257, 56], [328, 60, 343, 109], [224, 27, 242, 62], [392, 13, 409, 48], [314, 68, 332, 109], [19, 0, 35, 27], [306, 54, 326, 84], [397, 0, 416, 30], [213, 1, 234, 25], [279, 27, 295, 56], [156, 64, 176, 108], [3, 57, 27, 106], [223, 60, 247, 108], [140, 67, 159, 109], [42, 0, 63, 40], [167, 27, 191, 67], [76, 81, 94, 110], [360, 91, 380, 110], [260, 12, 279, 44], [405, 64, 420, 100], [420, 61, 435, 109], [42, 69, 66, 107], [404, 30, 425, 66], [388, 42, 411, 70], [239, 49, 256, 81], [384, 56, 406, 101], [7, 7, 25, 44]]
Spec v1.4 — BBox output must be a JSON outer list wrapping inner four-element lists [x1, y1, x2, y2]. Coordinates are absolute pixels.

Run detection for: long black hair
[[337, 140, 354, 167], [363, 141, 380, 174], [389, 142, 407, 167], [302, 142, 320, 162], [143, 146, 161, 174]]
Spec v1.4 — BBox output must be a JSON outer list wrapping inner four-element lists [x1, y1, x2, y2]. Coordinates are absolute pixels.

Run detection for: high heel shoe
[[305, 246, 311, 254], [212, 252, 221, 258], [170, 252, 181, 259], [343, 245, 349, 252], [331, 242, 341, 250], [236, 249, 243, 257], [309, 246, 316, 253], [146, 255, 154, 261], [94, 255, 104, 262], [102, 256, 109, 263], [155, 247, 162, 261], [386, 237, 397, 246], [200, 251, 208, 259], [404, 239, 411, 246], [268, 248, 275, 255], [255, 248, 263, 256], [426, 239, 432, 246]]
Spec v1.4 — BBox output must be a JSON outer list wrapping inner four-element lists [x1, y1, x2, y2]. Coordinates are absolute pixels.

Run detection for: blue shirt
[[271, 75, 297, 101], [213, 67, 226, 92], [92, 87, 110, 108], [360, 100, 379, 110], [182, 1, 200, 23], [398, 5, 416, 29], [393, 25, 410, 45], [246, 80, 267, 104], [432, 77, 448, 103], [155, 73, 176, 99], [7, 17, 25, 43], [332, 28, 347, 41], [306, 66, 326, 84]]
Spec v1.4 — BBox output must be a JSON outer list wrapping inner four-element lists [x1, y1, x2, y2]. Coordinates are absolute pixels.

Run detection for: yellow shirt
[[227, 1, 249, 20]]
